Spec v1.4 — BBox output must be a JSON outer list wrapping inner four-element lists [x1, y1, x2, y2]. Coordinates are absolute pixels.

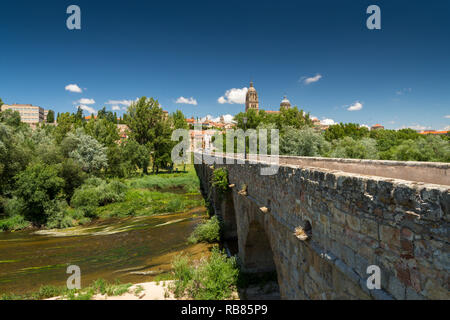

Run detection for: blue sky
[[0, 0, 449, 130]]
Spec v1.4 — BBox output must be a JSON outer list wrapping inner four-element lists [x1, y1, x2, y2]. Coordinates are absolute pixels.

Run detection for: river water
[[0, 208, 210, 295]]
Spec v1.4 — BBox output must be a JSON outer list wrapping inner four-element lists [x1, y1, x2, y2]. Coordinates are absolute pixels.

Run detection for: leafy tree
[[0, 123, 31, 195], [13, 162, 64, 225], [172, 110, 188, 129], [276, 107, 312, 130], [54, 112, 76, 143], [234, 108, 260, 129], [84, 118, 120, 147], [46, 110, 55, 123], [122, 139, 151, 175], [0, 109, 22, 128], [281, 127, 330, 156], [0, 98, 3, 107], [151, 119, 174, 173], [59, 158, 87, 201], [65, 129, 108, 173], [97, 107, 117, 123], [391, 136, 450, 162], [324, 123, 369, 142], [126, 97, 163, 145], [75, 107, 84, 122], [125, 97, 171, 174], [330, 137, 378, 159], [30, 127, 63, 165]]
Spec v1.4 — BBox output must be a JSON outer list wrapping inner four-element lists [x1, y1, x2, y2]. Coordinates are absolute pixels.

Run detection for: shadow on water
[[0, 207, 211, 295]]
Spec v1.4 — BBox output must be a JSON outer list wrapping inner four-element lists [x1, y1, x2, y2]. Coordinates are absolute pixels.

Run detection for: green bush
[[13, 162, 64, 225], [71, 179, 128, 217], [281, 126, 330, 156], [45, 200, 73, 229], [330, 137, 378, 159], [170, 247, 238, 300], [0, 215, 30, 231], [4, 197, 26, 217], [188, 216, 221, 244], [211, 168, 229, 195]]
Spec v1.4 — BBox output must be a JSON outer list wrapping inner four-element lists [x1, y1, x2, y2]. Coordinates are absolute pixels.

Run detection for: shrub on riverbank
[[188, 216, 221, 244], [0, 214, 30, 231], [128, 170, 200, 194], [170, 247, 238, 300], [70, 178, 128, 218]]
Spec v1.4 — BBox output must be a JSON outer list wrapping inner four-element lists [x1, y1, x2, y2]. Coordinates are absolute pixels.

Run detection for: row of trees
[[0, 96, 187, 228], [213, 109, 450, 162]]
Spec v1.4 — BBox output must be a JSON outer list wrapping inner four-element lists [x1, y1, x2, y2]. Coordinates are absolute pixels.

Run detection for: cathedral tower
[[245, 81, 259, 112]]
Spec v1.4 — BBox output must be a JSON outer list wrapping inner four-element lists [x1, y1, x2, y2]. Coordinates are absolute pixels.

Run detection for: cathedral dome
[[280, 96, 291, 109]]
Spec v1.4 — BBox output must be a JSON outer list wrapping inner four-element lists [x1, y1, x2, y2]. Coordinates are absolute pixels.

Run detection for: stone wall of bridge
[[194, 154, 449, 300]]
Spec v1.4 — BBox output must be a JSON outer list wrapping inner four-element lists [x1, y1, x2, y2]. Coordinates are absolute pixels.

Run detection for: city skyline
[[1, 0, 449, 131]]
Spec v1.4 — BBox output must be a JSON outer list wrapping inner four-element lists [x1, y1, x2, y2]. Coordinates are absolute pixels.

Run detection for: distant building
[[371, 124, 384, 131], [280, 96, 291, 110], [311, 117, 321, 126], [245, 81, 259, 112], [1, 104, 46, 124], [261, 96, 293, 114], [185, 116, 235, 130]]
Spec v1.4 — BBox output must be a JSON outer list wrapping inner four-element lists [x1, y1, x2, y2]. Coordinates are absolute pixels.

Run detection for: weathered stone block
[[346, 214, 361, 232], [361, 218, 379, 240], [380, 224, 400, 248]]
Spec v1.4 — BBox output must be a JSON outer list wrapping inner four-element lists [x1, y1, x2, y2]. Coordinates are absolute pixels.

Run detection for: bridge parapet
[[194, 153, 449, 300]]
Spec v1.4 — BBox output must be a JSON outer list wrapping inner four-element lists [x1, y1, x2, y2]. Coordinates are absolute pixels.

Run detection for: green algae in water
[[19, 263, 67, 272], [0, 260, 20, 264]]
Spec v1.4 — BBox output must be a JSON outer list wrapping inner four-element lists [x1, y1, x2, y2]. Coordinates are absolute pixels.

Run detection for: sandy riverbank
[[46, 281, 176, 300]]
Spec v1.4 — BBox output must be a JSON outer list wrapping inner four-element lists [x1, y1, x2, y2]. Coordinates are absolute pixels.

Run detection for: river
[[0, 207, 210, 295]]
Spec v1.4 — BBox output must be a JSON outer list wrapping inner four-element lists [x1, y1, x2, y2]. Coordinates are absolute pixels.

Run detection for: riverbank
[[0, 208, 211, 297], [46, 281, 279, 300], [45, 281, 177, 300], [0, 166, 203, 232]]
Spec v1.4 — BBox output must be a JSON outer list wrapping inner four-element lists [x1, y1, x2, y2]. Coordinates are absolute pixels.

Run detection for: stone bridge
[[194, 153, 449, 300]]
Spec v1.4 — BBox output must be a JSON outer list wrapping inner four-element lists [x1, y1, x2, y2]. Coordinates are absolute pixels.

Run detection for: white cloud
[[105, 99, 138, 106], [347, 101, 363, 111], [302, 74, 322, 85], [441, 125, 450, 131], [218, 87, 248, 104], [396, 88, 412, 95], [78, 105, 97, 114], [64, 84, 83, 93], [65, 84, 82, 93], [320, 118, 335, 125], [218, 96, 227, 104], [111, 105, 121, 111], [176, 96, 198, 105], [221, 114, 234, 123], [78, 98, 95, 105], [444, 115, 450, 119]]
